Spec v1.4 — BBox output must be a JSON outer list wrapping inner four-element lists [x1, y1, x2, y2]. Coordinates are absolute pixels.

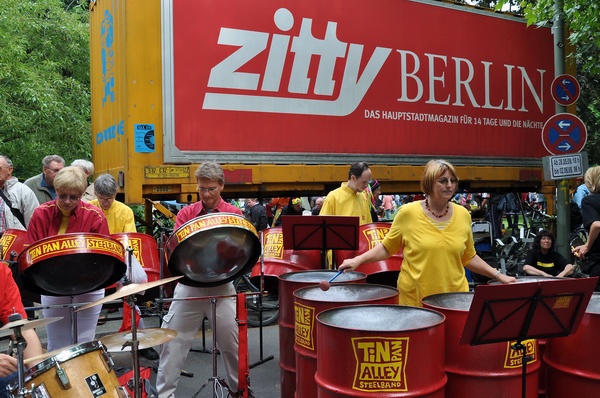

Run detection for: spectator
[[26, 166, 110, 351], [274, 197, 304, 227], [522, 230, 574, 277], [157, 161, 245, 397], [382, 194, 394, 220], [366, 180, 382, 222], [339, 159, 515, 307], [320, 162, 372, 226], [90, 173, 159, 360], [246, 198, 268, 232], [269, 197, 289, 226], [573, 176, 590, 208], [311, 196, 324, 216], [71, 159, 96, 202], [24, 155, 65, 204], [0, 155, 39, 234]]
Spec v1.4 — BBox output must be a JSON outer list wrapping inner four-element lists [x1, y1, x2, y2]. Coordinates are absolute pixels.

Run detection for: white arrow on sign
[[558, 120, 572, 130], [558, 142, 572, 151]]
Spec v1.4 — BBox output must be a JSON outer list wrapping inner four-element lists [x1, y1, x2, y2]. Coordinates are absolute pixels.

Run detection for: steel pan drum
[[18, 233, 126, 296], [334, 222, 402, 286], [112, 232, 161, 282], [1, 228, 28, 260], [315, 305, 446, 397], [422, 292, 540, 398], [166, 213, 260, 287]]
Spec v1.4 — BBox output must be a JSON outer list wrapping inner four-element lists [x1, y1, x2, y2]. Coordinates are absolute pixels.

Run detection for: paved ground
[[2, 309, 281, 397]]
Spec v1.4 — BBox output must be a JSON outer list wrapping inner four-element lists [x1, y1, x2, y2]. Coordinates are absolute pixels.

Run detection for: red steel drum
[[166, 213, 260, 287], [18, 233, 126, 296], [278, 270, 367, 398], [1, 229, 28, 260], [544, 293, 600, 398], [249, 227, 321, 292], [112, 232, 161, 282], [316, 305, 446, 397], [422, 292, 540, 398], [293, 284, 399, 398], [334, 222, 402, 286]]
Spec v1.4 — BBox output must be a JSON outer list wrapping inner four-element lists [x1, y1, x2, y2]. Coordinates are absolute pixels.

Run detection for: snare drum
[[9, 341, 128, 397]]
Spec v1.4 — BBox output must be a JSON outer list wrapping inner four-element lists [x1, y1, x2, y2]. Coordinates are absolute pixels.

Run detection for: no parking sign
[[541, 113, 587, 155], [551, 74, 580, 106]]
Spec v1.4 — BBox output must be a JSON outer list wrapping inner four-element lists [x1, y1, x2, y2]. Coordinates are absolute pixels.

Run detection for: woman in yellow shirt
[[339, 159, 516, 306]]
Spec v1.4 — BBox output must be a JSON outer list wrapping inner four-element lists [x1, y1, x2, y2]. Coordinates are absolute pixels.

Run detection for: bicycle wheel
[[234, 273, 279, 327]]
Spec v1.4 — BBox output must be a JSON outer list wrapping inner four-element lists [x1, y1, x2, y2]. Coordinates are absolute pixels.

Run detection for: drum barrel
[[277, 270, 367, 398], [315, 304, 446, 397], [333, 223, 401, 287], [422, 292, 540, 398], [293, 284, 399, 398], [545, 293, 600, 397]]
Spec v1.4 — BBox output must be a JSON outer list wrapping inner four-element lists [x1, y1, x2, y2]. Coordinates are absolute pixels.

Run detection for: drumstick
[[319, 269, 344, 291]]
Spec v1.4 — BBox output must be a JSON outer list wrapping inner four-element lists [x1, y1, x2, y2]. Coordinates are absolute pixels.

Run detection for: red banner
[[165, 0, 554, 159]]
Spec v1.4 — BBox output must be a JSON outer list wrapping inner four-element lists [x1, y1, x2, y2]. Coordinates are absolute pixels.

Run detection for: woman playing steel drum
[[26, 166, 111, 351], [339, 159, 516, 307]]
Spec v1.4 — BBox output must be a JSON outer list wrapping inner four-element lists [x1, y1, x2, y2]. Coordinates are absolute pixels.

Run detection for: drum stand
[[191, 297, 230, 398], [7, 314, 28, 398]]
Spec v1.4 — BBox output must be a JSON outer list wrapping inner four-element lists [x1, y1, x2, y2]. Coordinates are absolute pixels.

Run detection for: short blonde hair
[[584, 166, 600, 194], [420, 159, 459, 195], [53, 166, 87, 195]]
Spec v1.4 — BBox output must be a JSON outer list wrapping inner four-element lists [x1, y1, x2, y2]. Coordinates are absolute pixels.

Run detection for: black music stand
[[281, 215, 359, 269], [460, 277, 598, 398]]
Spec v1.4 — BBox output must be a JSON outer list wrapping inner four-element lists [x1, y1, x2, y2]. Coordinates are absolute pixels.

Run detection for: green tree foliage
[[0, 0, 91, 179]]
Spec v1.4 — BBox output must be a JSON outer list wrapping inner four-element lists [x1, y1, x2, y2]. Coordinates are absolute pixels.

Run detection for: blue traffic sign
[[551, 74, 580, 106], [542, 113, 587, 155]]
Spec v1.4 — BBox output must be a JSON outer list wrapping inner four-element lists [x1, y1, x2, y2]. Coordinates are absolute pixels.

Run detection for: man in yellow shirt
[[320, 162, 372, 226]]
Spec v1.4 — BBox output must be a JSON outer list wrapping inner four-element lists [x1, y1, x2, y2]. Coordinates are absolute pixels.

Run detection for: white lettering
[[204, 8, 547, 117], [204, 8, 391, 116]]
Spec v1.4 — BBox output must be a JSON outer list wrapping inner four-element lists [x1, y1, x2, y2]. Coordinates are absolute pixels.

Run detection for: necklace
[[425, 197, 449, 218]]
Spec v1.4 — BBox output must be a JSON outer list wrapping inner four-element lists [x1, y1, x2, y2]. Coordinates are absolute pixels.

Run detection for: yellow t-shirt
[[320, 183, 371, 226], [382, 201, 475, 307], [89, 199, 136, 234]]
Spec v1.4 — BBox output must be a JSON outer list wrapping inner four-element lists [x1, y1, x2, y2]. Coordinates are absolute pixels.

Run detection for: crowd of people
[[1, 153, 598, 397]]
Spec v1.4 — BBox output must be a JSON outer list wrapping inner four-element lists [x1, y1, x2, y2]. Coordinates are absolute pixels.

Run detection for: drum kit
[[1, 212, 261, 398]]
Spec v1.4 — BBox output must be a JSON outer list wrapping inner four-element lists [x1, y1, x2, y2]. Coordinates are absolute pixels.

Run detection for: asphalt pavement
[[2, 311, 281, 398]]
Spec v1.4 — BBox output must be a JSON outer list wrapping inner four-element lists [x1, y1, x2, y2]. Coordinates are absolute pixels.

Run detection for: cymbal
[[101, 328, 177, 352], [76, 276, 183, 312], [0, 317, 62, 339]]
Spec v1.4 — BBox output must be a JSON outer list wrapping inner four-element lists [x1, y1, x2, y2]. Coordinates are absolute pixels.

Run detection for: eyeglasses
[[57, 194, 81, 201], [197, 186, 219, 194], [437, 177, 458, 185], [45, 167, 63, 174]]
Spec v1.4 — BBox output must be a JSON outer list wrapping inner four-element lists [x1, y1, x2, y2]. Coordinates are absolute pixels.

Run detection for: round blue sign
[[551, 74, 580, 106], [541, 113, 587, 155]]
